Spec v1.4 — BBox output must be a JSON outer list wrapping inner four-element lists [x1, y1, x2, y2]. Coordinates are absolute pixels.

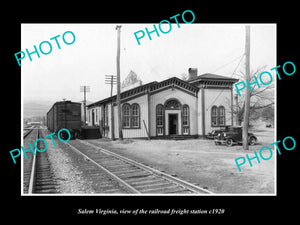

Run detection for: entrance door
[[169, 114, 178, 135]]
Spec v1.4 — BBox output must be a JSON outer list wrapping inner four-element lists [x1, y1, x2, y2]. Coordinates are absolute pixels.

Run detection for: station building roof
[[87, 74, 238, 108]]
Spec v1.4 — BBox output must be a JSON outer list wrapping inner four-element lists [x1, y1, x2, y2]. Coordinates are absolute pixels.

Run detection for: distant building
[[87, 68, 238, 139], [27, 121, 42, 125]]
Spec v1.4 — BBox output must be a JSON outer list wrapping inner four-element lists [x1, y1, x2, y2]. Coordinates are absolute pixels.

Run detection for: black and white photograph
[[4, 5, 298, 219], [21, 23, 276, 195]]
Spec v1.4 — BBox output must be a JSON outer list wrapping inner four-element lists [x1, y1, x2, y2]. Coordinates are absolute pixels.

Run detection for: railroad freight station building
[[86, 68, 238, 139]]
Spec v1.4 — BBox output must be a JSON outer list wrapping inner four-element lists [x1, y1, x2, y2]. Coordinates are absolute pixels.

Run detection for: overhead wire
[[205, 53, 245, 111], [210, 53, 245, 74]]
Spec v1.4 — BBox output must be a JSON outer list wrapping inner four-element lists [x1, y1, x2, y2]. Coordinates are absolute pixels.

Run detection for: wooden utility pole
[[105, 75, 117, 97], [235, 94, 239, 125], [105, 75, 117, 140], [116, 25, 123, 140], [84, 86, 86, 125], [243, 25, 250, 150], [80, 85, 90, 125]]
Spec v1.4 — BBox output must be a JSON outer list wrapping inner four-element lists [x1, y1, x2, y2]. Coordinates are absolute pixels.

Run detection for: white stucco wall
[[199, 88, 232, 135], [150, 87, 198, 136]]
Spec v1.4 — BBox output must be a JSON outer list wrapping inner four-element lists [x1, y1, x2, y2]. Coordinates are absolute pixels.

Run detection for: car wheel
[[59, 130, 69, 140], [226, 139, 233, 147], [249, 136, 256, 145]]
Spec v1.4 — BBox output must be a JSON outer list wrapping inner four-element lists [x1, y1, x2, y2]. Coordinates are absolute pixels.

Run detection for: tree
[[260, 105, 275, 126], [230, 65, 275, 126], [180, 73, 189, 81]]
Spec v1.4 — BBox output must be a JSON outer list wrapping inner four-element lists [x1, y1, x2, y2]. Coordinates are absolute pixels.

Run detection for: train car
[[47, 101, 81, 139]]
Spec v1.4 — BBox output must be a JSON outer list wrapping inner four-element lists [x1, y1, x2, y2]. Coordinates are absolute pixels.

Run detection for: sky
[[21, 23, 276, 103]]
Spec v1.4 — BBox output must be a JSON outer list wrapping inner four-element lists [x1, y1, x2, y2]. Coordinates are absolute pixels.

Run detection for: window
[[122, 103, 140, 129], [131, 104, 140, 128], [211, 105, 226, 126], [218, 106, 225, 126], [211, 106, 218, 126], [156, 104, 164, 126], [182, 105, 190, 135], [183, 127, 189, 135], [122, 104, 131, 128], [156, 104, 164, 136], [182, 105, 189, 126], [157, 127, 163, 135], [165, 99, 181, 110]]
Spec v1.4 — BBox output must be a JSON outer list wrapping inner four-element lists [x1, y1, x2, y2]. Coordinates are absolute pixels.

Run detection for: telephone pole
[[235, 94, 239, 125], [105, 75, 117, 140], [243, 25, 250, 150], [116, 25, 123, 140], [105, 75, 117, 97], [80, 85, 90, 125]]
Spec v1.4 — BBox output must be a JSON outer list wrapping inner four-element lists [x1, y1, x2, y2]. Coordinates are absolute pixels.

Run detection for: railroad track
[[23, 127, 38, 193], [23, 128, 58, 194], [23, 126, 34, 138], [65, 139, 213, 194]]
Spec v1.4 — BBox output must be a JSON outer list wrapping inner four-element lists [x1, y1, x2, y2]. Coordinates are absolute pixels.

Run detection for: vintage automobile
[[206, 126, 230, 139], [214, 126, 257, 146]]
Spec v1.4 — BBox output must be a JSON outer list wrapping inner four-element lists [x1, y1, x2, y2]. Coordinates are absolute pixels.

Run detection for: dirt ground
[[87, 127, 275, 195]]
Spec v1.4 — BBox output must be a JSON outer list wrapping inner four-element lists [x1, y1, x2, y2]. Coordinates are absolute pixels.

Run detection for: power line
[[210, 53, 245, 74], [206, 53, 245, 110], [232, 54, 245, 76]]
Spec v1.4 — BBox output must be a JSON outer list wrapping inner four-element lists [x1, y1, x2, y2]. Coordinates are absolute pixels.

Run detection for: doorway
[[168, 114, 178, 135]]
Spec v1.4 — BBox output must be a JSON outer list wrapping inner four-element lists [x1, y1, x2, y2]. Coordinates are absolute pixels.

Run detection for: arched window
[[131, 104, 140, 128], [122, 104, 131, 128], [211, 106, 218, 126], [122, 103, 141, 129], [182, 105, 189, 126], [156, 104, 164, 136], [165, 99, 181, 110], [218, 106, 225, 126], [182, 104, 190, 135], [211, 105, 226, 126]]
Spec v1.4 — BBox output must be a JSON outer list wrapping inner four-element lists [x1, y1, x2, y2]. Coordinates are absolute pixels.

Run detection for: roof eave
[[189, 77, 239, 84]]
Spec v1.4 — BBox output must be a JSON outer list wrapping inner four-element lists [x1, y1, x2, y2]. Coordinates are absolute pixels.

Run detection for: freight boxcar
[[47, 101, 81, 139]]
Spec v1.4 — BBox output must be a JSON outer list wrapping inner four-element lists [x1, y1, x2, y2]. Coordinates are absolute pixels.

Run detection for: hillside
[[23, 101, 53, 118], [23, 100, 92, 118]]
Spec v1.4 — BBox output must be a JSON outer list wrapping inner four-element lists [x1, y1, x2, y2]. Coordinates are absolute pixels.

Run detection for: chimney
[[188, 68, 198, 80]]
